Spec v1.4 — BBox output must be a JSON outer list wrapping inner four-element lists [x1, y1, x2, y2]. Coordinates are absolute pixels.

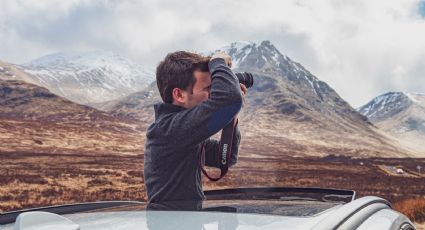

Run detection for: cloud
[[1, 0, 425, 107]]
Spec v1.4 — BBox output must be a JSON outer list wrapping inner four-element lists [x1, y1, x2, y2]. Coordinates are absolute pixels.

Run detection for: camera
[[235, 72, 254, 88]]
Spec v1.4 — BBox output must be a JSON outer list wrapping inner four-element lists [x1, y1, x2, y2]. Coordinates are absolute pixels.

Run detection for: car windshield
[[1, 1, 424, 229]]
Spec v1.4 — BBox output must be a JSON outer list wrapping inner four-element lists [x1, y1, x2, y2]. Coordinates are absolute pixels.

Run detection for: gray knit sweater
[[144, 58, 243, 203]]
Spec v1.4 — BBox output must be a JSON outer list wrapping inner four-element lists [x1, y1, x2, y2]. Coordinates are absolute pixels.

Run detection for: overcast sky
[[1, 0, 425, 107]]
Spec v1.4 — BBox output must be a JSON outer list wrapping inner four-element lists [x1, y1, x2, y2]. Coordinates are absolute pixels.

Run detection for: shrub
[[394, 198, 425, 223]]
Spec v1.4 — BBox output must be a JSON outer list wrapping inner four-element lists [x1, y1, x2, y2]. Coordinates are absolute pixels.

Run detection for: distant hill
[[0, 65, 144, 155], [359, 92, 425, 153]]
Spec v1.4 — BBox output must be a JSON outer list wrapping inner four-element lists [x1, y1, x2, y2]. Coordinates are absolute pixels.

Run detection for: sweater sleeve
[[158, 58, 243, 147]]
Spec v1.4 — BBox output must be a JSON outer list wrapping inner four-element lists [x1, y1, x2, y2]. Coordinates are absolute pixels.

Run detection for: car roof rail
[[204, 187, 356, 203], [311, 196, 391, 230], [0, 201, 144, 225]]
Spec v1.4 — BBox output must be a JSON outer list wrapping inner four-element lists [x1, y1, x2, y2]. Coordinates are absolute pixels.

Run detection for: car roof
[[0, 187, 355, 225], [1, 196, 400, 230], [1, 186, 408, 230]]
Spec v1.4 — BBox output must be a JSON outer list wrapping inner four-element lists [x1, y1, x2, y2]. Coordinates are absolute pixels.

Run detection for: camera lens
[[235, 72, 254, 88]]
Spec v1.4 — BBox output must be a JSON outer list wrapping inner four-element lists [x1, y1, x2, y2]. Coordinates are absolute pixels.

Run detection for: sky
[[1, 0, 425, 107]]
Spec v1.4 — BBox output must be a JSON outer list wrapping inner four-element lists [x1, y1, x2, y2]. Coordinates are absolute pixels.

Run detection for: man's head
[[156, 51, 211, 109]]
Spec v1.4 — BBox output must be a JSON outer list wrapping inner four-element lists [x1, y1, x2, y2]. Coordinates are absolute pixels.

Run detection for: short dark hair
[[156, 51, 210, 103]]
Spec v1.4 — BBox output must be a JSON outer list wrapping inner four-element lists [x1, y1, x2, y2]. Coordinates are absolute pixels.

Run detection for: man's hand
[[240, 83, 247, 96], [211, 51, 232, 67], [240, 83, 247, 104]]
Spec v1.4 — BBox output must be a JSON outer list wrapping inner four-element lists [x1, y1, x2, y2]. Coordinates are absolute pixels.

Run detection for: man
[[144, 51, 246, 203]]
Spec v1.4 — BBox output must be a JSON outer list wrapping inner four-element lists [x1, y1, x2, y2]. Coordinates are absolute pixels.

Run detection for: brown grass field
[[1, 151, 424, 226]]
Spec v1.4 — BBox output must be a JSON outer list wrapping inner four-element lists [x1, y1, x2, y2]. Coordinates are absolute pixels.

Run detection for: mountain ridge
[[18, 51, 155, 107], [108, 40, 413, 157]]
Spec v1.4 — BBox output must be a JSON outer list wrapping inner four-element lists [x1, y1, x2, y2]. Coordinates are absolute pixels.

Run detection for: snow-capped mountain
[[217, 40, 367, 124], [358, 92, 414, 122], [359, 92, 425, 152], [110, 40, 412, 157], [20, 51, 155, 108], [219, 40, 310, 77]]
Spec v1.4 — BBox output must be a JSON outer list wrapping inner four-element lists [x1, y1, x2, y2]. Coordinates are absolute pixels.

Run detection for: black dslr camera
[[235, 72, 254, 88]]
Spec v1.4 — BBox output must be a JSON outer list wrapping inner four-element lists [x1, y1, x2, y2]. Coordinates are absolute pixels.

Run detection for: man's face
[[181, 70, 211, 109]]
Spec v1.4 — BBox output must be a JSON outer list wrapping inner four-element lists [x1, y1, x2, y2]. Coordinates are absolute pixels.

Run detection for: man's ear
[[172, 88, 186, 104]]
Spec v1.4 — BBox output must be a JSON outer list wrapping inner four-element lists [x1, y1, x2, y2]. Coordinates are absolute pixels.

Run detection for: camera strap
[[199, 118, 238, 182]]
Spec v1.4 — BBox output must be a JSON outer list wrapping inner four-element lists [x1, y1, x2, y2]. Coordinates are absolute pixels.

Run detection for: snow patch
[[405, 92, 419, 103], [58, 85, 67, 96]]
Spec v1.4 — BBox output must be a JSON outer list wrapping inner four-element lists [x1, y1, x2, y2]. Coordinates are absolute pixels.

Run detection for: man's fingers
[[240, 83, 247, 95], [227, 59, 232, 68], [211, 52, 232, 67]]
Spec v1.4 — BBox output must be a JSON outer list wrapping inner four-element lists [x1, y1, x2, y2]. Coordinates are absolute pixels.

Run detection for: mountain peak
[[359, 91, 425, 120], [215, 40, 294, 71], [358, 92, 412, 121]]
